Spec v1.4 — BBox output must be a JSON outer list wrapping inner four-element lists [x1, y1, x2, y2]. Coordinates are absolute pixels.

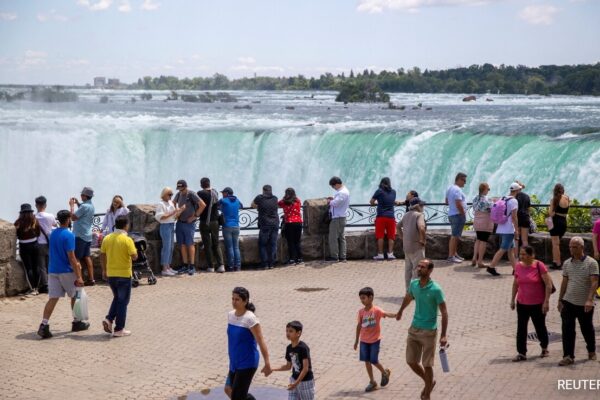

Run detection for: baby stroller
[[130, 233, 157, 287]]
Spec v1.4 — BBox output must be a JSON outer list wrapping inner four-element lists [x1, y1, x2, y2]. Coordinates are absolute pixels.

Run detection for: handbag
[[536, 261, 556, 294], [322, 206, 333, 224]]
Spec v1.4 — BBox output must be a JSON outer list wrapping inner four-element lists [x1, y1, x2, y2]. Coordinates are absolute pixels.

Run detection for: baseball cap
[[176, 179, 187, 189], [509, 182, 522, 192], [221, 187, 234, 195]]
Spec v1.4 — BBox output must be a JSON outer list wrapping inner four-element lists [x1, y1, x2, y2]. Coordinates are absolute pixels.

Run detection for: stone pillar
[[0, 219, 28, 297]]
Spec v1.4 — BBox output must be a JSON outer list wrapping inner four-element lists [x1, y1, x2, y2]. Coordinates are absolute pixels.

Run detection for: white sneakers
[[373, 253, 396, 260], [161, 269, 176, 276], [206, 267, 215, 273], [112, 330, 131, 338], [216, 265, 225, 273]]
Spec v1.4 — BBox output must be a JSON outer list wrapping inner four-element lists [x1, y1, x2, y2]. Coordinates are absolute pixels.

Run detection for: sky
[[0, 0, 599, 85]]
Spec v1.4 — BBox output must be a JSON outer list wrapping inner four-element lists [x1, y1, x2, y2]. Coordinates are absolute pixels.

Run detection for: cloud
[[237, 56, 256, 64], [141, 0, 160, 11], [357, 0, 498, 13], [66, 59, 90, 67], [518, 5, 558, 25], [230, 64, 285, 73], [77, 0, 113, 11], [0, 12, 17, 21], [117, 0, 131, 12], [37, 10, 68, 22], [23, 50, 48, 66]]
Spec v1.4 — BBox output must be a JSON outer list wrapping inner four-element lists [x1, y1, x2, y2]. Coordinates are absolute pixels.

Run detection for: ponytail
[[246, 302, 256, 312]]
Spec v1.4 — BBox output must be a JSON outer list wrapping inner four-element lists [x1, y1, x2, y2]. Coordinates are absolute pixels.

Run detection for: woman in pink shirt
[[510, 246, 554, 361]]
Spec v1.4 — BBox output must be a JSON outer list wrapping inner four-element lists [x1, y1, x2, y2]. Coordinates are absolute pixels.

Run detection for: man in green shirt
[[397, 259, 448, 400]]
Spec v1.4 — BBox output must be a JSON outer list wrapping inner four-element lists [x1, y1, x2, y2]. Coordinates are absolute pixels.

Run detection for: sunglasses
[[167, 193, 173, 197]]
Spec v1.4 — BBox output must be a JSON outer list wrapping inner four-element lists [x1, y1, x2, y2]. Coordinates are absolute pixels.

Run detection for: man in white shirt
[[487, 183, 520, 276], [35, 196, 56, 294], [326, 176, 350, 262]]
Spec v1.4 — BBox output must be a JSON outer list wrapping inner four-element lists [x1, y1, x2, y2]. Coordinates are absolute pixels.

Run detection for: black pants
[[228, 367, 257, 400], [284, 222, 303, 261], [199, 220, 224, 267], [36, 243, 49, 289], [19, 242, 40, 289], [516, 302, 548, 355], [561, 300, 596, 358]]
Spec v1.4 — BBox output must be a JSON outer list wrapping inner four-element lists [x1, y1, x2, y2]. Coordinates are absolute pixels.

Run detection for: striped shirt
[[562, 256, 599, 306]]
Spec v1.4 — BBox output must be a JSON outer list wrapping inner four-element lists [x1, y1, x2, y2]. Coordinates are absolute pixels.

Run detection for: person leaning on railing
[[548, 183, 570, 270]]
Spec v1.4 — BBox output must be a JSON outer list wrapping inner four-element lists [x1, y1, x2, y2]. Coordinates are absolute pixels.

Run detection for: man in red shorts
[[370, 177, 397, 261]]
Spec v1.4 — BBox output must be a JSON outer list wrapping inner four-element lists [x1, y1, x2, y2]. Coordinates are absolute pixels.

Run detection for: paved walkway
[[1, 259, 599, 400]]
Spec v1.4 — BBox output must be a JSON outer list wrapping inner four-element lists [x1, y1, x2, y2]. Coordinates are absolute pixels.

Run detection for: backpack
[[490, 196, 512, 224]]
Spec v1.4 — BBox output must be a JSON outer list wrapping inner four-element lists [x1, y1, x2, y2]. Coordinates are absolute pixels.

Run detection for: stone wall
[[0, 201, 596, 296]]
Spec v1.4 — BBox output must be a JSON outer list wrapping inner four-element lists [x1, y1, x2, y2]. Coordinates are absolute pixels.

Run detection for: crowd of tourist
[[11, 172, 599, 399]]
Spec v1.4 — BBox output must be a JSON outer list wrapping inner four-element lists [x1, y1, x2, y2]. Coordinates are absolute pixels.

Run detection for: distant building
[[94, 77, 106, 87], [107, 78, 120, 87]]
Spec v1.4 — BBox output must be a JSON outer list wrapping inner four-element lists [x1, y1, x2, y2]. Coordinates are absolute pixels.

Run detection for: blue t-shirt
[[372, 188, 396, 218], [227, 310, 260, 371], [446, 184, 466, 217], [48, 228, 75, 274], [72, 200, 95, 242], [219, 196, 243, 227]]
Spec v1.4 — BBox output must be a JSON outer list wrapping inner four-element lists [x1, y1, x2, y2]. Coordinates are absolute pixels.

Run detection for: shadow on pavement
[[68, 333, 111, 342], [15, 331, 70, 341], [329, 389, 373, 398], [171, 386, 288, 399]]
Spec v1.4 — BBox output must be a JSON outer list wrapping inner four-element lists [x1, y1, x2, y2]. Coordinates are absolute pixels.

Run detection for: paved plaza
[[1, 259, 599, 400]]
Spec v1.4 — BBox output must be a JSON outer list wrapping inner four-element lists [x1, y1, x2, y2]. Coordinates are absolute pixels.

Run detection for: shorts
[[549, 215, 567, 238], [359, 340, 380, 364], [175, 221, 196, 246], [74, 237, 91, 259], [448, 214, 466, 237], [475, 231, 491, 241], [375, 217, 396, 240], [288, 377, 315, 400], [406, 326, 437, 367], [499, 233, 515, 250], [517, 214, 530, 229], [48, 273, 77, 298]]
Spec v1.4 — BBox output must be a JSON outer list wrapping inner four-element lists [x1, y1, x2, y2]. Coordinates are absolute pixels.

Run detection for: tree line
[[129, 63, 600, 95]]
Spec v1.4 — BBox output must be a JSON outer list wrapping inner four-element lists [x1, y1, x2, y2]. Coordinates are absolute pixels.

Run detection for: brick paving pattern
[[1, 259, 599, 399]]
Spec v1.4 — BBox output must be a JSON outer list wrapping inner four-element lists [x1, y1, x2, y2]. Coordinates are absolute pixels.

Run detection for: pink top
[[357, 306, 384, 344], [514, 261, 549, 305], [593, 219, 600, 250]]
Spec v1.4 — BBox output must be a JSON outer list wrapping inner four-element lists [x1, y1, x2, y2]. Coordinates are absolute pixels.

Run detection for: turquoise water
[[1, 90, 599, 219]]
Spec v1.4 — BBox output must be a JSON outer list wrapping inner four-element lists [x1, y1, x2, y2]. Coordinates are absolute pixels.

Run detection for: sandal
[[512, 354, 527, 362]]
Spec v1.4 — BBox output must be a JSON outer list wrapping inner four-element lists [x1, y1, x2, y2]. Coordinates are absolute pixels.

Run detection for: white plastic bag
[[72, 288, 89, 321]]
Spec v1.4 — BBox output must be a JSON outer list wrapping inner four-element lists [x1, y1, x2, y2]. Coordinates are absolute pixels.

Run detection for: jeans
[[328, 217, 346, 259], [284, 222, 303, 261], [259, 226, 278, 267], [106, 277, 132, 332], [223, 226, 241, 268], [561, 300, 596, 358], [516, 302, 548, 355], [19, 241, 40, 289], [200, 220, 224, 267], [159, 223, 175, 266]]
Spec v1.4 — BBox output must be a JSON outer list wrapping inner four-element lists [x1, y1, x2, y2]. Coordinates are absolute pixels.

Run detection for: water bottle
[[439, 345, 450, 373]]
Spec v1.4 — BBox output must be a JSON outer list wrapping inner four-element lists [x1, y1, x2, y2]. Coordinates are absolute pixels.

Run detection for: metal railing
[[90, 203, 599, 233]]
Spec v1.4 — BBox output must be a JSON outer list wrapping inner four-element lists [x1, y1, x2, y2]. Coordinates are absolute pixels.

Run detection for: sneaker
[[512, 354, 527, 362], [234, 266, 241, 272], [38, 286, 49, 294], [339, 258, 347, 263], [216, 265, 225, 273], [175, 265, 188, 275], [447, 256, 462, 264], [365, 382, 378, 392], [558, 356, 574, 366], [373, 254, 385, 261], [381, 369, 391, 387], [187, 265, 196, 276], [295, 259, 304, 265], [71, 320, 90, 332], [161, 269, 176, 277], [455, 255, 465, 261], [112, 330, 131, 338], [386, 253, 396, 260], [486, 267, 500, 276], [37, 323, 52, 339], [589, 353, 597, 361], [102, 319, 113, 334], [206, 267, 215, 273]]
